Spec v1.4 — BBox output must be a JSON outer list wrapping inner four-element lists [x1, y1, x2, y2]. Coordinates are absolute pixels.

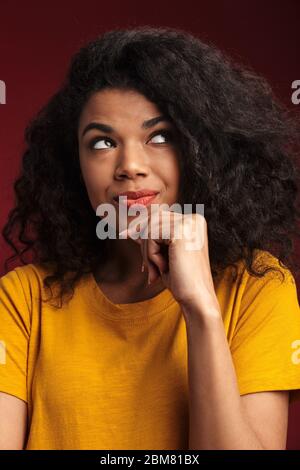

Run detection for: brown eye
[[148, 130, 173, 144], [89, 137, 115, 150]]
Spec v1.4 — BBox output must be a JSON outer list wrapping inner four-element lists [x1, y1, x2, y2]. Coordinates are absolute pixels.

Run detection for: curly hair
[[2, 25, 300, 308]]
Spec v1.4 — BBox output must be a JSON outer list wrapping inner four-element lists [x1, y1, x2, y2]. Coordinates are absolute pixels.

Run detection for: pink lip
[[113, 193, 159, 208], [114, 190, 159, 200]]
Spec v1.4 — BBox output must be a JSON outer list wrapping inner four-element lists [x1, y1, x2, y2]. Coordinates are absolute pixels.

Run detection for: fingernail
[[148, 273, 151, 285], [141, 262, 145, 273]]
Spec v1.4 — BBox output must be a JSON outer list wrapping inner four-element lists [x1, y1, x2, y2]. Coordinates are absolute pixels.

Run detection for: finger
[[141, 238, 159, 284], [120, 218, 153, 278], [128, 210, 171, 283], [137, 220, 159, 284], [147, 238, 169, 277], [144, 216, 169, 284], [139, 227, 156, 280], [139, 216, 151, 274], [145, 213, 175, 284], [140, 237, 149, 273]]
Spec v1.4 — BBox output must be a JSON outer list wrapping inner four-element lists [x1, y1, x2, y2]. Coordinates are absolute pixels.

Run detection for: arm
[[0, 392, 28, 449], [135, 211, 292, 449], [182, 307, 289, 450]]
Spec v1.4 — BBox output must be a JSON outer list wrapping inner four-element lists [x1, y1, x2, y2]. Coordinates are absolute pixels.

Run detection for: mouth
[[113, 193, 159, 208]]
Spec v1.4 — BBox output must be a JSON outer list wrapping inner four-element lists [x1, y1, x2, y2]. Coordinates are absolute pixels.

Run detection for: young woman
[[1, 26, 300, 450]]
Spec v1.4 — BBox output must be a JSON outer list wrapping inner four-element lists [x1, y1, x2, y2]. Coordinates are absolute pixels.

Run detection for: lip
[[114, 189, 160, 200], [113, 193, 159, 208]]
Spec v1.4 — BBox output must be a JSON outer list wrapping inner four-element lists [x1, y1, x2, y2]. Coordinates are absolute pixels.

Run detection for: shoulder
[[227, 251, 300, 404], [238, 249, 297, 300], [0, 262, 53, 308], [215, 249, 296, 293], [215, 249, 298, 323], [229, 250, 299, 327], [1, 262, 50, 287], [218, 249, 296, 290]]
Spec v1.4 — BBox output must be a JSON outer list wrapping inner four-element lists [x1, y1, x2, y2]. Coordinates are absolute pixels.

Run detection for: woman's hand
[[119, 208, 221, 319]]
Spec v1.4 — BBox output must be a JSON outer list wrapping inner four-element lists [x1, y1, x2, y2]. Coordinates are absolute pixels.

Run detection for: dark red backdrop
[[0, 0, 299, 450]]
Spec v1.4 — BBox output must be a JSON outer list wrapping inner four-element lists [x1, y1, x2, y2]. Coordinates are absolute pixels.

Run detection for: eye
[[148, 130, 173, 144], [89, 137, 114, 150], [88, 129, 174, 151]]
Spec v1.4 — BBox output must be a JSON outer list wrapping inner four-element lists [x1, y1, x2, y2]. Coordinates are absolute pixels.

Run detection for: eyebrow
[[81, 115, 171, 138]]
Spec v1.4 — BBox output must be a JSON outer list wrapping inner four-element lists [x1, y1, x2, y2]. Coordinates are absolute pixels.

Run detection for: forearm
[[181, 304, 265, 450]]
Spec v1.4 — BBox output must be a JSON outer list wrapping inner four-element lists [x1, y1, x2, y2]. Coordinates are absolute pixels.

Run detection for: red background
[[0, 0, 299, 449]]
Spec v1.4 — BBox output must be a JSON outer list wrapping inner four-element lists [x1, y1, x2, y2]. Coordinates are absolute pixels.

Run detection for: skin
[[77, 87, 289, 449], [0, 87, 289, 450], [78, 87, 182, 302], [0, 393, 27, 449]]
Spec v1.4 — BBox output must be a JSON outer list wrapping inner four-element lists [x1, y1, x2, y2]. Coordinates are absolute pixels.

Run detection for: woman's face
[[78, 87, 181, 228]]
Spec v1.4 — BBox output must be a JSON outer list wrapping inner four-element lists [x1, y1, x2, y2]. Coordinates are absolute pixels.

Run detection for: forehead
[[78, 88, 161, 127]]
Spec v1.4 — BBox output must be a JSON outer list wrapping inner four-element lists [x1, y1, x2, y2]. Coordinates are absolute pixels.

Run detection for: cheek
[[80, 162, 111, 209], [158, 155, 181, 199]]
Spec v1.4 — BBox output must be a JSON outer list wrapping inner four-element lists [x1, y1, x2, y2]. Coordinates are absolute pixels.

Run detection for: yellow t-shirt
[[0, 250, 300, 450]]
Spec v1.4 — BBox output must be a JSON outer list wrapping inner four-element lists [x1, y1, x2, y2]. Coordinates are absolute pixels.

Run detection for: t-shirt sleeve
[[0, 268, 31, 403], [230, 265, 300, 404]]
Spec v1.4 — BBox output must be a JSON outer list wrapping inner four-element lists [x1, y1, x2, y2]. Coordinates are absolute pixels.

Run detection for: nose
[[114, 142, 149, 180]]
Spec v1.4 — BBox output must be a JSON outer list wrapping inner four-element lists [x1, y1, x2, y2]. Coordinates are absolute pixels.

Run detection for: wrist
[[180, 293, 220, 315], [180, 295, 222, 326]]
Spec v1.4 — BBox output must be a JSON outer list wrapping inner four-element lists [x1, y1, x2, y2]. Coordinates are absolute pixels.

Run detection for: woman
[[1, 26, 300, 450]]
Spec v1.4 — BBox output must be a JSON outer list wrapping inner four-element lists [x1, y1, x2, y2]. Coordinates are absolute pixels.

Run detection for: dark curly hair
[[3, 25, 300, 308]]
